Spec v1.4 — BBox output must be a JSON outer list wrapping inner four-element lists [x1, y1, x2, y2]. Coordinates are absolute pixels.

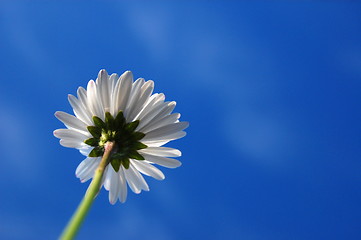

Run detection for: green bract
[[84, 111, 147, 171]]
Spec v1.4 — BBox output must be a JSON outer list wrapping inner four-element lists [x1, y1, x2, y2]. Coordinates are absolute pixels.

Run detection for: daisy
[[54, 69, 188, 204]]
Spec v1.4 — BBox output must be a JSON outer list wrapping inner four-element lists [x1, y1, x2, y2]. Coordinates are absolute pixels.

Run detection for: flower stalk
[[60, 141, 116, 240]]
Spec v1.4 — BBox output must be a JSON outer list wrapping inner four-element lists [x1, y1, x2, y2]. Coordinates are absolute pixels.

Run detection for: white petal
[[108, 73, 118, 94], [107, 167, 120, 205], [68, 94, 93, 125], [79, 147, 93, 156], [111, 71, 133, 116], [118, 167, 128, 203], [76, 157, 95, 177], [77, 87, 91, 112], [76, 158, 90, 177], [127, 80, 154, 122], [79, 162, 99, 183], [139, 113, 180, 133], [75, 157, 100, 182], [54, 111, 88, 133], [76, 87, 94, 124], [53, 129, 90, 141], [137, 101, 176, 132], [139, 147, 181, 157], [132, 160, 165, 180], [87, 80, 105, 119], [124, 162, 149, 193], [124, 169, 141, 194], [144, 140, 170, 147], [142, 122, 189, 141], [141, 153, 182, 168], [158, 101, 176, 117], [129, 162, 150, 191], [133, 95, 158, 122], [103, 166, 112, 190], [124, 78, 145, 121], [142, 131, 186, 145], [136, 100, 168, 130], [96, 69, 111, 112], [59, 139, 87, 148], [107, 74, 118, 114], [134, 93, 165, 122]]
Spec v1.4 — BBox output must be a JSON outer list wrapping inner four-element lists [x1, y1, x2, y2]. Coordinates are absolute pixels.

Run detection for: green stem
[[60, 141, 115, 240]]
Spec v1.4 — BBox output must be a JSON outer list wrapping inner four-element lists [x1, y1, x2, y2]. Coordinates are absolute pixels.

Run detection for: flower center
[[84, 111, 147, 171]]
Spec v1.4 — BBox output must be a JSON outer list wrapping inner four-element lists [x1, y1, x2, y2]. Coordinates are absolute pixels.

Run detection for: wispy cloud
[[117, 2, 173, 62], [0, 102, 42, 185]]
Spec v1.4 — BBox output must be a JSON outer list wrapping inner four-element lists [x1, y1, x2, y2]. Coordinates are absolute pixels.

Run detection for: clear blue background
[[0, 1, 360, 239]]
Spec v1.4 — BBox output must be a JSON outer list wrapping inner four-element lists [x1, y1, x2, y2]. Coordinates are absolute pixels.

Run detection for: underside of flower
[[84, 111, 147, 171], [54, 69, 188, 204]]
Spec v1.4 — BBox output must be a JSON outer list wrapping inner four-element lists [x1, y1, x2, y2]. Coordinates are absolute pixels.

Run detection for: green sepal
[[105, 112, 114, 129], [121, 158, 130, 169], [134, 142, 148, 150], [133, 132, 145, 140], [85, 111, 148, 163], [87, 126, 101, 138], [111, 158, 121, 172], [125, 120, 139, 132], [111, 152, 127, 160], [113, 130, 124, 140], [114, 111, 125, 128], [89, 147, 103, 157], [92, 116, 106, 128], [128, 150, 145, 160], [84, 138, 99, 146]]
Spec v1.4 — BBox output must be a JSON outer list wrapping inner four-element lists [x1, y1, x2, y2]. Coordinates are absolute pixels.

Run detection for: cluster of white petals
[[54, 70, 188, 204]]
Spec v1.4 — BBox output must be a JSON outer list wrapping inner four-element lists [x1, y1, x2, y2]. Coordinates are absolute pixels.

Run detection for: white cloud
[[0, 103, 42, 184], [0, 214, 57, 240], [0, 2, 71, 88], [117, 2, 173, 62], [225, 110, 296, 167]]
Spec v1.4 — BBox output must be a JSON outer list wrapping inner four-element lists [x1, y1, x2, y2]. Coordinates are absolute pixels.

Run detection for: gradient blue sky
[[0, 1, 360, 240]]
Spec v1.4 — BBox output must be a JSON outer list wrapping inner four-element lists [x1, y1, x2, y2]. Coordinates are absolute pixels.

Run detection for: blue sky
[[0, 1, 360, 240]]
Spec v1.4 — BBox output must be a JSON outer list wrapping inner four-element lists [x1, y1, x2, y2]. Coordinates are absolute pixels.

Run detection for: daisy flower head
[[54, 69, 188, 204]]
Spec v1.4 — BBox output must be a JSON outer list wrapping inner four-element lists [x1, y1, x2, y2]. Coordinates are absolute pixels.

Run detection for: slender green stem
[[60, 141, 115, 240]]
